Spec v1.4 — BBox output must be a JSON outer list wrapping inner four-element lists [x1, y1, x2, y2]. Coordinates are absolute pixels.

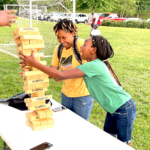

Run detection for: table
[[0, 99, 135, 150]]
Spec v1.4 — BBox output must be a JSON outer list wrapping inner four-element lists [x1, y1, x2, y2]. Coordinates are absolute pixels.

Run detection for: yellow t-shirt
[[51, 38, 90, 97]]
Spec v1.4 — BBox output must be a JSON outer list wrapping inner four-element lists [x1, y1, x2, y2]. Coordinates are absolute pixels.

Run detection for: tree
[[77, 0, 112, 14], [108, 0, 136, 18], [0, 0, 17, 10], [136, 0, 150, 17]]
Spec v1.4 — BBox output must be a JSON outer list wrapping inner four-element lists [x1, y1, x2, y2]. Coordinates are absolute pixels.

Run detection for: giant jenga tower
[[13, 27, 54, 131]]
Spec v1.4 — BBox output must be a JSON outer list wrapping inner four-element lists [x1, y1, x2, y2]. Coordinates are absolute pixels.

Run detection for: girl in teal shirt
[[19, 35, 136, 145]]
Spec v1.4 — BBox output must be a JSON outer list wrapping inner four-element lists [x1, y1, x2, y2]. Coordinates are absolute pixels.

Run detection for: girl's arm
[[19, 50, 85, 80]]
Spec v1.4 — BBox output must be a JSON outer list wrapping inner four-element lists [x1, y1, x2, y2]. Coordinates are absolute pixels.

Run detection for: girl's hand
[[19, 67, 29, 77], [19, 49, 36, 68], [0, 10, 17, 27]]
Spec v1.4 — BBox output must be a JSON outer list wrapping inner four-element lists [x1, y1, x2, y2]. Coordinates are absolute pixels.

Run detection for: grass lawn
[[0, 21, 150, 150]]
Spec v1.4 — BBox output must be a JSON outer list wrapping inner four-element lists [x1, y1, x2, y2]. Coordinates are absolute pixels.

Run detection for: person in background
[[91, 13, 99, 25], [19, 35, 136, 145], [90, 24, 101, 36], [41, 13, 43, 23], [88, 18, 90, 26], [0, 10, 17, 27]]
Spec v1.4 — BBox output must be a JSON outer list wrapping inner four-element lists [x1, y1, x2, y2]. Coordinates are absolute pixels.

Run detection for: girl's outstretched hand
[[19, 67, 29, 77], [0, 10, 17, 27], [19, 49, 36, 68]]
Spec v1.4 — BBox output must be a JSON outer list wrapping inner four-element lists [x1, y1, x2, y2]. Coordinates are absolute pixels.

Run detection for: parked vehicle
[[92, 13, 127, 25], [146, 18, 150, 22], [125, 18, 143, 23], [50, 13, 62, 22], [47, 12, 59, 21], [57, 13, 70, 21], [68, 13, 88, 23]]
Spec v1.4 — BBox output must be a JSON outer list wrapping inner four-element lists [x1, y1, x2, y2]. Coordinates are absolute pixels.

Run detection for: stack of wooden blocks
[[13, 27, 54, 131]]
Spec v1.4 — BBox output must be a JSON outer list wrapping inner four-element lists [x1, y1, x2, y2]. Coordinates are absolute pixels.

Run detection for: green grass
[[0, 22, 150, 150]]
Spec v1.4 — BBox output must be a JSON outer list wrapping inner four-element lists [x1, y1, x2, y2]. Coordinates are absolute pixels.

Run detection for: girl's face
[[80, 37, 94, 62], [57, 29, 74, 49]]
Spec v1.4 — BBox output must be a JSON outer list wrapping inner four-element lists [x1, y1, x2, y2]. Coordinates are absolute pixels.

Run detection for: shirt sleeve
[[51, 45, 60, 67], [94, 14, 99, 24], [77, 61, 101, 78]]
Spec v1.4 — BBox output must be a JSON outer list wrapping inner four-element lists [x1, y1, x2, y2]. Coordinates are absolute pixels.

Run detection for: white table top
[[0, 100, 135, 150]]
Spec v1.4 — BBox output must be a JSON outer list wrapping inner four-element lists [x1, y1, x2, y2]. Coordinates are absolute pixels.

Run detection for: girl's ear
[[71, 31, 75, 37], [91, 47, 97, 54]]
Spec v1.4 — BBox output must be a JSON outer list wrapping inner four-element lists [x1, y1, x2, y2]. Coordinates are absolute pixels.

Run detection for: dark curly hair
[[53, 19, 78, 36], [91, 35, 122, 86], [91, 35, 114, 60]]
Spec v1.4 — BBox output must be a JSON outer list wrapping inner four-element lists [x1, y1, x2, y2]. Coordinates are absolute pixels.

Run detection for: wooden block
[[26, 112, 40, 121], [24, 95, 52, 103], [16, 27, 39, 32], [14, 31, 26, 40], [26, 112, 33, 119], [23, 73, 49, 81], [39, 119, 48, 126], [34, 31, 40, 35], [34, 53, 44, 58], [24, 66, 32, 70], [32, 123, 54, 131], [30, 39, 37, 44], [26, 100, 46, 107], [23, 82, 49, 90], [31, 67, 39, 71], [13, 30, 16, 36], [34, 49, 38, 53], [43, 108, 53, 117], [23, 77, 49, 85], [37, 39, 44, 44], [25, 87, 48, 94], [21, 50, 32, 55], [34, 110, 47, 118], [17, 43, 22, 49], [46, 117, 54, 125], [18, 49, 38, 56], [23, 71, 42, 76], [31, 91, 45, 97], [26, 120, 32, 127], [28, 60, 47, 72], [22, 44, 44, 50], [28, 103, 50, 111], [19, 53, 44, 58], [21, 40, 30, 45], [28, 120, 41, 127], [26, 31, 34, 35], [27, 74, 48, 81], [35, 57, 41, 61], [20, 35, 43, 40]]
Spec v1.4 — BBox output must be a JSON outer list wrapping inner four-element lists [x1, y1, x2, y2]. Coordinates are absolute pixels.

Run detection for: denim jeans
[[104, 99, 136, 143], [61, 93, 94, 121]]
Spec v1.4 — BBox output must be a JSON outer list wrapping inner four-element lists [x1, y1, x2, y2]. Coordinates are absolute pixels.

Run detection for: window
[[100, 14, 109, 17]]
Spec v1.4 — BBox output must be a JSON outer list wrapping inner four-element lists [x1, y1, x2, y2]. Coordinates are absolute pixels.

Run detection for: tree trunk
[[92, 7, 95, 19], [137, 7, 140, 18], [92, 7, 95, 14]]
